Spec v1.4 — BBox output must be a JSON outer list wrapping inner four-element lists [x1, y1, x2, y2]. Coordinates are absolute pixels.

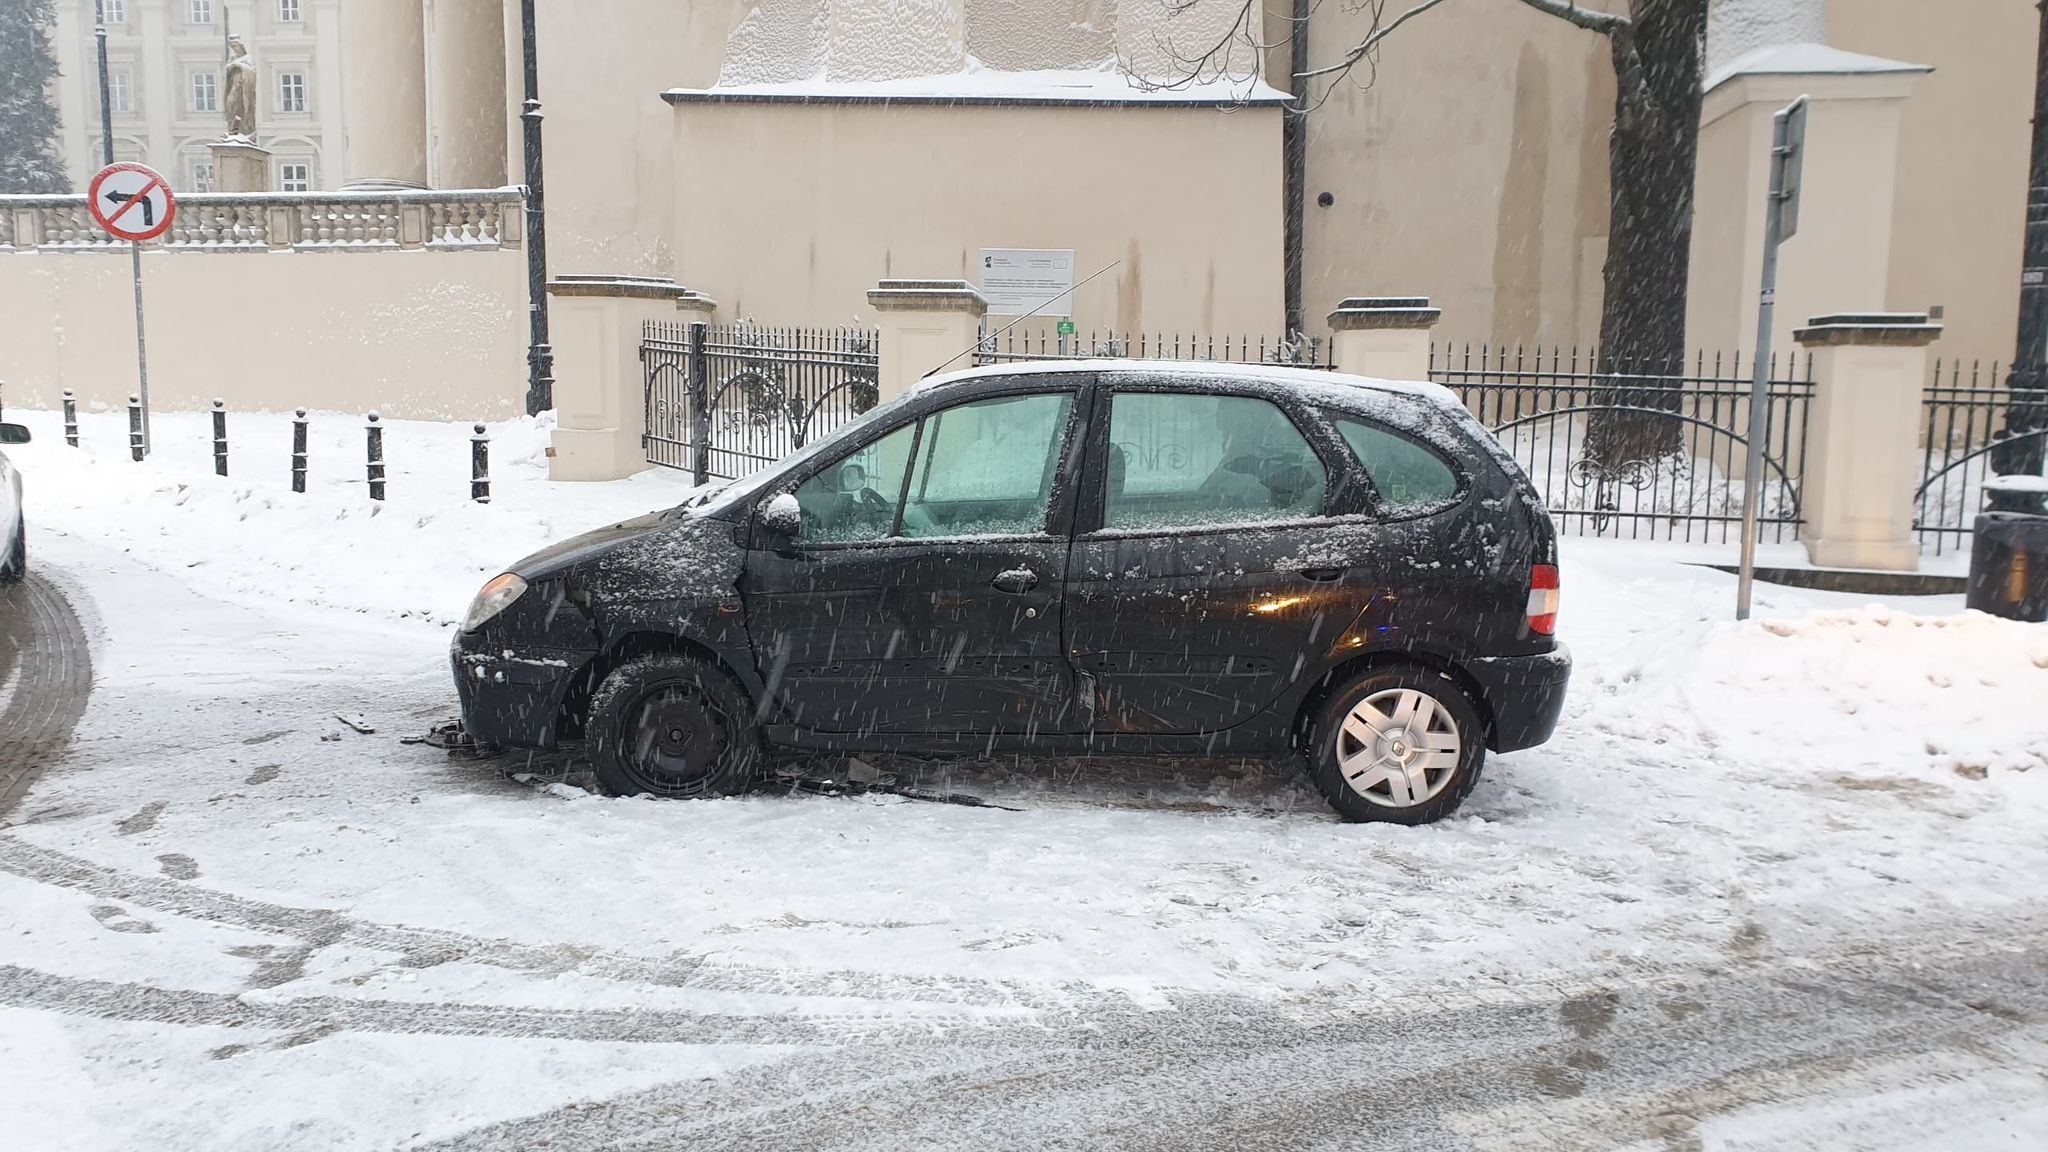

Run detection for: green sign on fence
[[1056, 318, 1076, 336]]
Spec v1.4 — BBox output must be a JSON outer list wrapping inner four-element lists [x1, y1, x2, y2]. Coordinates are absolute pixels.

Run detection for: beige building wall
[[1827, 0, 2036, 363], [670, 101, 1283, 336], [0, 248, 526, 418], [510, 0, 746, 276], [1295, 0, 1619, 348]]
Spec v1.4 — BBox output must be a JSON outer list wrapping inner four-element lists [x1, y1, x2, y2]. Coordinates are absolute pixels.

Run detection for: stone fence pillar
[[867, 279, 988, 402], [1794, 312, 1942, 571], [1327, 297, 1441, 382], [547, 275, 715, 482]]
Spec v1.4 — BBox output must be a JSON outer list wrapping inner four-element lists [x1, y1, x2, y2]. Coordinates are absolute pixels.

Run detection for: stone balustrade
[[0, 188, 523, 253]]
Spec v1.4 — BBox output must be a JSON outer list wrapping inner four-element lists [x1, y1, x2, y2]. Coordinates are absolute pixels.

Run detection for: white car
[[1, 421, 27, 585]]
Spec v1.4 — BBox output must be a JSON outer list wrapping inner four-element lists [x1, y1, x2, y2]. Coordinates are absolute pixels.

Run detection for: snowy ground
[[2, 408, 2047, 1149]]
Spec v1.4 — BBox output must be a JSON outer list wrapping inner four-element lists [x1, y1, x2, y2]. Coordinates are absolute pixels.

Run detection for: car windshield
[[688, 388, 920, 518]]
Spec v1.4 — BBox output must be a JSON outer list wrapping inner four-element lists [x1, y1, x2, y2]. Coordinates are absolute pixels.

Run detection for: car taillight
[[1527, 563, 1560, 636]]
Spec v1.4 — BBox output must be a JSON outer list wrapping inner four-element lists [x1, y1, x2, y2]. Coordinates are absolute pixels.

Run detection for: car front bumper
[[451, 630, 587, 751], [1467, 644, 1572, 753]]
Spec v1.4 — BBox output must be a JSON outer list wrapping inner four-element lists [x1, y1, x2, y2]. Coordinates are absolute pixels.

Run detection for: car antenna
[[921, 260, 1122, 380]]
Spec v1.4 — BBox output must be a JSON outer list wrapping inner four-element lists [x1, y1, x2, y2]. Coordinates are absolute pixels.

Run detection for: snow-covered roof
[[665, 66, 1291, 108], [1705, 42, 1930, 94], [915, 358, 1463, 409]]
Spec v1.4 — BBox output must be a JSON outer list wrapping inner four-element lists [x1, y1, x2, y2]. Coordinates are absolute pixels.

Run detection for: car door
[[1063, 383, 1370, 737], [740, 379, 1088, 737]]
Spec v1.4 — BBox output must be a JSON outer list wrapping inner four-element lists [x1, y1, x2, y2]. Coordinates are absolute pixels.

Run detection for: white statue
[[223, 37, 258, 139]]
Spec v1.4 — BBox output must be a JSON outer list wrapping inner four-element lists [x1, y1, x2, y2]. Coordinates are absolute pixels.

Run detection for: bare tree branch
[[1510, 0, 1629, 35], [1296, 0, 1456, 81]]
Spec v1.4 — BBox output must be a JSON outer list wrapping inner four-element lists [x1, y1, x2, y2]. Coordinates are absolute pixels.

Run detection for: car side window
[[1332, 416, 1462, 513], [1103, 393, 1326, 531], [791, 420, 918, 544], [900, 393, 1073, 538]]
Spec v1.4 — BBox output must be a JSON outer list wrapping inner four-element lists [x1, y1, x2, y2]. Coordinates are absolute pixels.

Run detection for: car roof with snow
[[913, 358, 1466, 411]]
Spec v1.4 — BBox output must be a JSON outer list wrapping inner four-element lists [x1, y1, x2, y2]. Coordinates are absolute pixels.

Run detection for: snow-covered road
[[2, 410, 2047, 1149]]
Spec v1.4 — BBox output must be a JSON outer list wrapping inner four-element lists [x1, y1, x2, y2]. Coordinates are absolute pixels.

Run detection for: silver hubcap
[[1335, 688, 1463, 808]]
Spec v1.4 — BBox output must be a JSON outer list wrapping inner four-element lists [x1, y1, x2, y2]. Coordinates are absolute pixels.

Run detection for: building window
[[100, 0, 126, 24], [278, 0, 301, 20], [278, 71, 306, 114], [189, 160, 214, 193], [108, 70, 131, 113], [279, 162, 310, 192], [191, 70, 218, 113], [189, 0, 213, 24]]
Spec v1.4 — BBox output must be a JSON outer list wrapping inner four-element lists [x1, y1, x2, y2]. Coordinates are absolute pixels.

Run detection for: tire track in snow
[[0, 836, 1094, 1011], [0, 573, 92, 819], [0, 965, 1059, 1049], [414, 942, 2048, 1152]]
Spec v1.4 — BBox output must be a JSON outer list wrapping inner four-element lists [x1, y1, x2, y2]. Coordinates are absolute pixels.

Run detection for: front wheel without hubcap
[[1308, 667, 1486, 825], [587, 654, 759, 798]]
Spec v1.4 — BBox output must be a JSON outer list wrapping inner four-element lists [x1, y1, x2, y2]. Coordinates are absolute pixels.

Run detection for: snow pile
[[3, 408, 700, 627], [1603, 602, 2048, 784]]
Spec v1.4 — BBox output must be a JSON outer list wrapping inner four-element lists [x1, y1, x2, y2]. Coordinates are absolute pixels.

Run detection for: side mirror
[[0, 424, 27, 446], [755, 492, 801, 548]]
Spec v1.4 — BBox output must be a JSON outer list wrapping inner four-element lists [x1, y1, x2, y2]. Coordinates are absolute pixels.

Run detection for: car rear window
[[1331, 416, 1462, 513]]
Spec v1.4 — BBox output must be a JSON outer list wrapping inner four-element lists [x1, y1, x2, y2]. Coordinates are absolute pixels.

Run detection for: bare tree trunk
[[1585, 0, 1706, 470]]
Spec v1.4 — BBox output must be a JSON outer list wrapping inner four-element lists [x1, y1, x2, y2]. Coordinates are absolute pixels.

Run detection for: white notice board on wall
[[979, 249, 1076, 317]]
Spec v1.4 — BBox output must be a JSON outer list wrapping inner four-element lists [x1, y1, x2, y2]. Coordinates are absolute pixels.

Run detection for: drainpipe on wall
[[1282, 0, 1310, 340]]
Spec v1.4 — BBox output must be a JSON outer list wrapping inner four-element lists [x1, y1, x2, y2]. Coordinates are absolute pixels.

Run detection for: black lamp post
[[1992, 0, 2048, 508], [519, 0, 553, 416]]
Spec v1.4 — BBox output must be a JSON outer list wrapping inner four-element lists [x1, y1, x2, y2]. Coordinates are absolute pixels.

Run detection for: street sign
[[980, 249, 1076, 316], [87, 162, 176, 243], [1056, 318, 1076, 336], [1737, 95, 1811, 621], [1774, 97, 1808, 241]]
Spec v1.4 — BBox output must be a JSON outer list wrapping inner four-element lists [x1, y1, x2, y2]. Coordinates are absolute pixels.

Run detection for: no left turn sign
[[88, 162, 177, 243]]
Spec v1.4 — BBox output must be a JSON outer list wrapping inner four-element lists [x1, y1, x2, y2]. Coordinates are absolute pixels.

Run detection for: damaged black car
[[453, 361, 1569, 824]]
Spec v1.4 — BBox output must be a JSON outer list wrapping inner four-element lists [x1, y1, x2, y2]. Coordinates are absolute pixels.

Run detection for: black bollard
[[62, 390, 78, 447], [211, 399, 229, 477], [365, 412, 386, 501], [127, 394, 144, 462], [291, 408, 308, 494], [470, 423, 491, 504]]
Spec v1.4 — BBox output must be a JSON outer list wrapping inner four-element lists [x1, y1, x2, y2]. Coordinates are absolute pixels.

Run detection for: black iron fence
[[643, 321, 880, 483], [975, 328, 1333, 369], [1915, 359, 2048, 555], [1429, 344, 1815, 544]]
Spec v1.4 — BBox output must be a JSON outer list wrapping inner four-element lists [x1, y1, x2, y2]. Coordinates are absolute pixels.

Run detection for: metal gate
[[643, 321, 880, 483], [1914, 359, 2048, 555], [1430, 344, 1815, 544]]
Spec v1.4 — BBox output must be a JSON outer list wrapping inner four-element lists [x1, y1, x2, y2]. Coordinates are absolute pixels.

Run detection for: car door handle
[[992, 568, 1040, 594], [1300, 566, 1347, 583]]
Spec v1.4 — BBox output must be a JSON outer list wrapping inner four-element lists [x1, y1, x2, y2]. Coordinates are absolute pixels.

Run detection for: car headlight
[[462, 573, 528, 633]]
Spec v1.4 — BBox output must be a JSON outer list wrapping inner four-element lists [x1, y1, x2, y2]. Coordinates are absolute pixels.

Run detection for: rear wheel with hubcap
[[587, 654, 759, 798], [1308, 666, 1486, 825]]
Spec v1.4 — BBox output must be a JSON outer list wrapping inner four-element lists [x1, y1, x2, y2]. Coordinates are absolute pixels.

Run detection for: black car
[[1, 421, 28, 586], [454, 361, 1568, 824]]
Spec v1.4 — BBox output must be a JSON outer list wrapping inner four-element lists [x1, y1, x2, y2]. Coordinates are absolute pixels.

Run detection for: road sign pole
[[1737, 96, 1807, 621], [95, 8, 152, 456], [130, 241, 151, 454]]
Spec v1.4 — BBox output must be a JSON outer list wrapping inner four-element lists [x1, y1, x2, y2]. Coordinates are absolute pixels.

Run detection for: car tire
[[0, 518, 23, 586], [1307, 665, 1486, 826], [587, 653, 759, 799]]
